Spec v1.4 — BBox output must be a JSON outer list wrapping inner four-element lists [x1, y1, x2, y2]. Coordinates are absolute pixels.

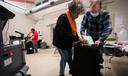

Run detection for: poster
[[115, 16, 123, 33], [115, 16, 123, 25]]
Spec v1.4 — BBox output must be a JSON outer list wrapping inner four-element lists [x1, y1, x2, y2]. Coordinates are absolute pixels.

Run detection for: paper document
[[82, 36, 94, 45]]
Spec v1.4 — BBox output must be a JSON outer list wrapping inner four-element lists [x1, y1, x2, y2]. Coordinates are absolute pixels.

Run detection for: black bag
[[37, 40, 42, 48], [72, 43, 100, 76], [25, 41, 34, 54]]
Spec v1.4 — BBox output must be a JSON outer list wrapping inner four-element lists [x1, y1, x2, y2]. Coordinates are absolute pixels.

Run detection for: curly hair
[[68, 1, 84, 13]]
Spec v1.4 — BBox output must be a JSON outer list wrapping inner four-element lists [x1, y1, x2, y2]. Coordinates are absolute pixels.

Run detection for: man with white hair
[[80, 0, 112, 75]]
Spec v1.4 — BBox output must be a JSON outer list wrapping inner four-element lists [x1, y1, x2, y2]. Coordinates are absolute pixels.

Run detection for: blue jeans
[[58, 48, 72, 75], [32, 42, 38, 53]]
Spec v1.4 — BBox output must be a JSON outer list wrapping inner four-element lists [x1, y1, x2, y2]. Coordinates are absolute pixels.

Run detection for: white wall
[[106, 0, 128, 39], [0, 1, 35, 44], [35, 20, 52, 46], [6, 14, 35, 36]]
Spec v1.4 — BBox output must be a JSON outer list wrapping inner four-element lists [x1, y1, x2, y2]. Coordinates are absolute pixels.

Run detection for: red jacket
[[32, 31, 38, 42]]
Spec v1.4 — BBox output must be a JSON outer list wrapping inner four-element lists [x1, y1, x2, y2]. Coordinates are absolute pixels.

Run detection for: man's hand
[[95, 40, 101, 46]]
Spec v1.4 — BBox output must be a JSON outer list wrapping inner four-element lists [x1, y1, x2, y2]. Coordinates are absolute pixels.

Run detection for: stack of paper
[[82, 36, 94, 45]]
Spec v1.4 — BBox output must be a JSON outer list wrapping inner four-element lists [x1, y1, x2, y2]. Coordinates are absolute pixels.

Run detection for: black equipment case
[[0, 5, 29, 76], [25, 41, 34, 54], [72, 43, 101, 76]]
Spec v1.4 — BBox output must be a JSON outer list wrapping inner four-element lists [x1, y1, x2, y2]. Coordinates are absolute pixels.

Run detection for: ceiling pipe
[[25, 0, 72, 15]]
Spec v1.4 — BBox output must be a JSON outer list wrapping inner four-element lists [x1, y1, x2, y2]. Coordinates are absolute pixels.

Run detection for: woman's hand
[[72, 41, 80, 46], [79, 38, 88, 44]]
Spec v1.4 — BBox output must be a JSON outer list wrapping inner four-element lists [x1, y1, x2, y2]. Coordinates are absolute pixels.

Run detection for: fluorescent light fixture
[[4, 0, 27, 10]]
